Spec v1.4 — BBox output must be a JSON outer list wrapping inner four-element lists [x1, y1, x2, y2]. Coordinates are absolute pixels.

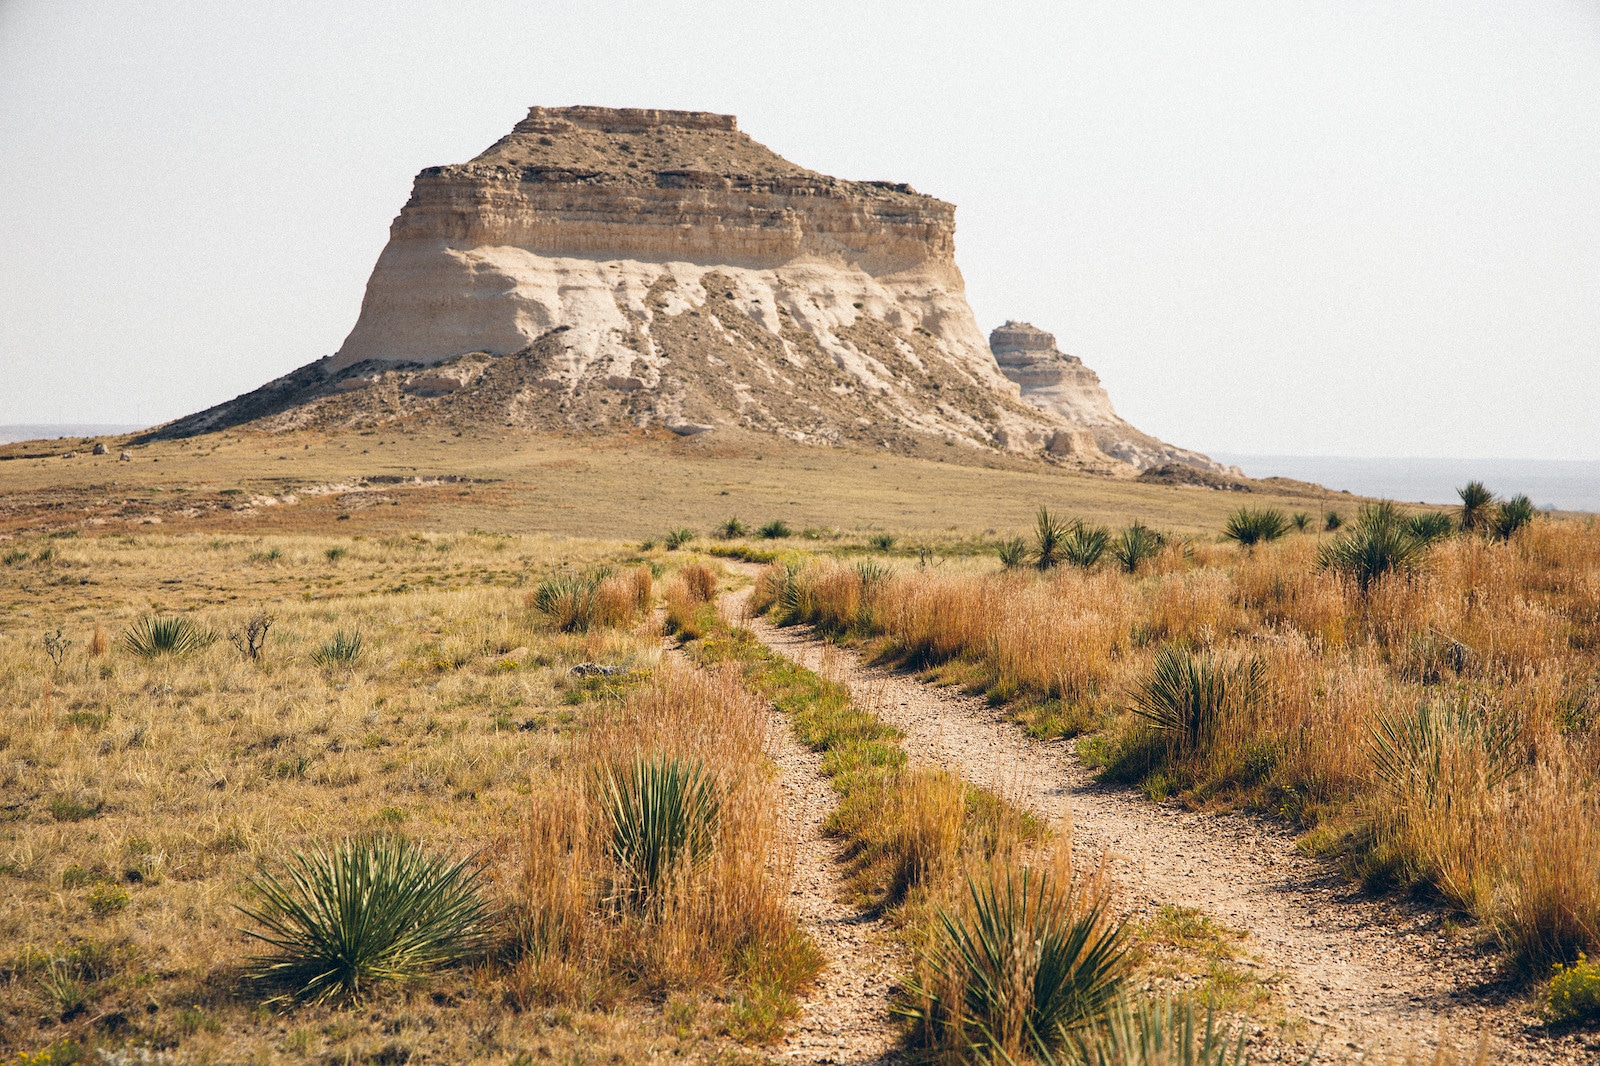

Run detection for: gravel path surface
[[717, 571, 1577, 1064], [667, 593, 905, 1064]]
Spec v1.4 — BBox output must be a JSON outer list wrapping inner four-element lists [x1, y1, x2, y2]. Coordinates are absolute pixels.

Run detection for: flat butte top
[[457, 105, 929, 203]]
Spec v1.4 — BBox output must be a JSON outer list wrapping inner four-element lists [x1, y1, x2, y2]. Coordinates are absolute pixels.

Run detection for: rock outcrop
[[991, 322, 1226, 472], [149, 106, 1212, 472]]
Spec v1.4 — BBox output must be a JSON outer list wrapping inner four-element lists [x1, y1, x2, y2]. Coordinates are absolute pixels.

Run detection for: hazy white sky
[[2, 1, 1597, 458]]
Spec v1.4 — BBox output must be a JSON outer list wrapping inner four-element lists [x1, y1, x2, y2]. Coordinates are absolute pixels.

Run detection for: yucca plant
[[1062, 522, 1112, 569], [870, 532, 897, 551], [1131, 646, 1265, 756], [1318, 501, 1429, 592], [594, 754, 721, 911], [1034, 507, 1069, 570], [312, 630, 363, 667], [237, 835, 491, 1003], [1457, 480, 1496, 533], [1367, 698, 1521, 803], [1405, 511, 1456, 546], [1323, 510, 1343, 532], [1291, 512, 1311, 532], [758, 519, 792, 540], [855, 560, 892, 588], [1491, 494, 1535, 541], [716, 516, 748, 539], [1064, 995, 1250, 1066], [997, 537, 1029, 569], [1112, 524, 1164, 574], [903, 865, 1130, 1061], [664, 527, 696, 550], [122, 615, 212, 658], [1220, 508, 1289, 548]]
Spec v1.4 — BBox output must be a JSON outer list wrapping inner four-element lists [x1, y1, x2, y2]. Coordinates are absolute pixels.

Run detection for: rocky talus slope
[[148, 106, 1212, 472]]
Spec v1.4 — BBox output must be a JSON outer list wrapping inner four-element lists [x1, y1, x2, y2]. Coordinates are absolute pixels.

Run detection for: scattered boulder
[[91, 442, 107, 455]]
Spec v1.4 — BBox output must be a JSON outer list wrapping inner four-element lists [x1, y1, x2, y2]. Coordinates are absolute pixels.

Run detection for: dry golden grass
[[0, 423, 1352, 544], [512, 661, 819, 1040], [0, 530, 799, 1062], [761, 516, 1600, 971]]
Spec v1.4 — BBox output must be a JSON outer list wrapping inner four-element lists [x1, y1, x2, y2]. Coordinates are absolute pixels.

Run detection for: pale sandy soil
[[717, 572, 1595, 1065]]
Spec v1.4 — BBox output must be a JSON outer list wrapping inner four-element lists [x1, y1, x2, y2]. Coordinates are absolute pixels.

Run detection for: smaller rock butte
[[150, 106, 1219, 472], [991, 321, 1223, 471]]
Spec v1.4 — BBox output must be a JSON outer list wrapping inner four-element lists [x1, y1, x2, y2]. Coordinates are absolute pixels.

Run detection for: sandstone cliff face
[[991, 322, 1225, 472], [154, 106, 1210, 472]]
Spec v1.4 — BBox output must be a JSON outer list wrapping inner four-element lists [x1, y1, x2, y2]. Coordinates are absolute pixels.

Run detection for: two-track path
[[713, 567, 1571, 1064]]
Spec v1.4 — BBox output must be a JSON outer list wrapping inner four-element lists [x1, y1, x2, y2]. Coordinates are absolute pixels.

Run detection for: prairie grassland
[[752, 516, 1600, 975], [0, 425, 1344, 542], [0, 529, 802, 1062]]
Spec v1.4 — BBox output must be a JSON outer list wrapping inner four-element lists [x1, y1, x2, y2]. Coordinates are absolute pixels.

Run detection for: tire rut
[[722, 576, 1547, 1063], [668, 592, 904, 1065]]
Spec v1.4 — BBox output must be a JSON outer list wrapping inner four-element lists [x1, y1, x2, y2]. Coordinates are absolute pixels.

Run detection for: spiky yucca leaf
[[1405, 511, 1456, 546], [903, 865, 1130, 1061], [595, 753, 721, 911], [1113, 524, 1164, 574], [1034, 507, 1069, 570], [1457, 480, 1496, 533], [311, 629, 363, 666], [1318, 501, 1430, 592], [1367, 698, 1521, 803], [1063, 995, 1251, 1066], [1491, 494, 1535, 541], [237, 835, 491, 1003], [1131, 647, 1265, 755], [997, 537, 1029, 569], [1062, 522, 1112, 569], [1221, 508, 1289, 547], [122, 616, 213, 658]]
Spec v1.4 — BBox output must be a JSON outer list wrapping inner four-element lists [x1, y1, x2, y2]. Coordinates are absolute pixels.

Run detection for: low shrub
[[1062, 522, 1112, 569], [1405, 511, 1456, 546], [1319, 501, 1431, 592], [1544, 953, 1600, 1025], [716, 516, 748, 539], [528, 568, 643, 632], [1071, 995, 1250, 1066], [237, 835, 491, 1003], [665, 527, 696, 551], [1458, 480, 1496, 533], [869, 533, 897, 551], [1034, 507, 1069, 570]]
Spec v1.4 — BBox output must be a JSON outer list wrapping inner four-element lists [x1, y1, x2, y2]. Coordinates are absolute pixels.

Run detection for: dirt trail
[[716, 568, 1554, 1064], [665, 597, 903, 1065]]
